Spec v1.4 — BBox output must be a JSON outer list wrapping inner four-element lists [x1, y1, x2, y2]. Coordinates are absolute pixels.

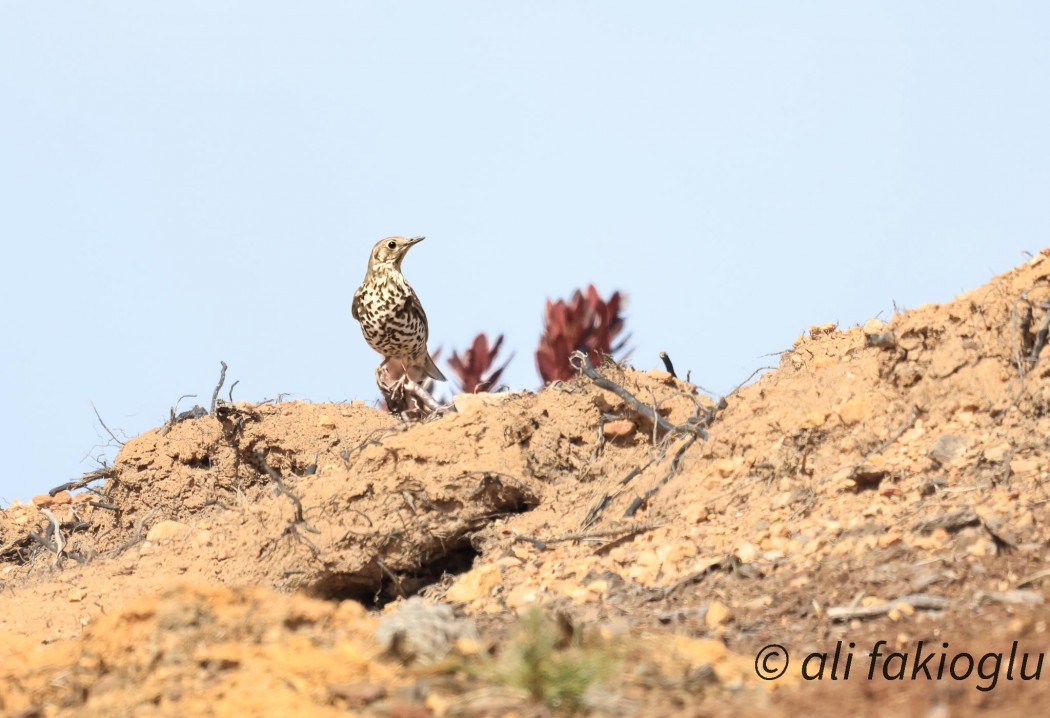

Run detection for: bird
[[351, 235, 446, 385]]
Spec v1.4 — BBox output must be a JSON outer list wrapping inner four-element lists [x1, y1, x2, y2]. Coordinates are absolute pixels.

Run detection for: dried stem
[[826, 593, 949, 621], [39, 507, 64, 568], [91, 402, 124, 446], [254, 448, 319, 536], [571, 352, 700, 438], [49, 469, 111, 496], [211, 361, 228, 415]]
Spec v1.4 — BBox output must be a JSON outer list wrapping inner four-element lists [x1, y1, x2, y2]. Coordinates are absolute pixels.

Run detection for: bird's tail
[[423, 352, 447, 382]]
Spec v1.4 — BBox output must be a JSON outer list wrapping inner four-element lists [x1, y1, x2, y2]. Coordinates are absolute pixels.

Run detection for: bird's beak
[[406, 236, 425, 246]]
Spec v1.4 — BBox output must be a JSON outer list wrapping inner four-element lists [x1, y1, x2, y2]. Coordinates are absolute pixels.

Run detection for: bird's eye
[[387, 240, 397, 249]]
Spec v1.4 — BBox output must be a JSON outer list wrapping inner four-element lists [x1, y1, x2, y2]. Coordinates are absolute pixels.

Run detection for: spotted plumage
[[352, 236, 446, 383]]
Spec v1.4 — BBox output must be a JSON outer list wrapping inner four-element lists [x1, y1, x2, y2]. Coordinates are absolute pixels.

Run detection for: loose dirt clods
[[2, 254, 1050, 715]]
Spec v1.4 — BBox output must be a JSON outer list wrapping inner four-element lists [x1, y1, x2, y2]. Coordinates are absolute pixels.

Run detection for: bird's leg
[[375, 359, 451, 420], [376, 361, 411, 415], [402, 376, 443, 416], [396, 360, 454, 418]]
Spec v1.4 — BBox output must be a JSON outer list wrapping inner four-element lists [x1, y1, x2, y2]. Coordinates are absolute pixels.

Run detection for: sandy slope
[[2, 253, 1050, 716]]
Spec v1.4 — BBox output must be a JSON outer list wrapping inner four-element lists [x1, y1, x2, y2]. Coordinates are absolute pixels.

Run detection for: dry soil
[[2, 253, 1050, 717]]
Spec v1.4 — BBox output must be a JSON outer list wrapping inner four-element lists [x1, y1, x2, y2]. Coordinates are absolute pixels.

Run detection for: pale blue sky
[[0, 3, 1043, 504]]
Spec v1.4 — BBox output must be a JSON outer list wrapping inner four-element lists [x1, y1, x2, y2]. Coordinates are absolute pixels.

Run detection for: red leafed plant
[[536, 285, 631, 383], [447, 333, 513, 393]]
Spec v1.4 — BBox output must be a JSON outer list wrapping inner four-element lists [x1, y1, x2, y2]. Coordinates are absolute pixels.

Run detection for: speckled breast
[[358, 295, 427, 359]]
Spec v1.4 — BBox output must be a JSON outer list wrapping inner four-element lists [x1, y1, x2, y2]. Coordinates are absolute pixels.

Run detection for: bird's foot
[[375, 362, 454, 420]]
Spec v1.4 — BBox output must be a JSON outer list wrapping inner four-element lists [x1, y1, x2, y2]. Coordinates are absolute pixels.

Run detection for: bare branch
[[624, 434, 698, 518], [39, 507, 64, 568], [113, 507, 158, 555], [1015, 567, 1050, 590], [974, 590, 1043, 606], [648, 556, 738, 601], [211, 361, 228, 415], [826, 593, 949, 621], [571, 352, 705, 438], [91, 402, 124, 446], [254, 448, 319, 537], [49, 468, 112, 496], [516, 522, 664, 550]]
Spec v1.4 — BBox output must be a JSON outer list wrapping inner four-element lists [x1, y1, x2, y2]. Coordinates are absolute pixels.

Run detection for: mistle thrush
[[352, 236, 446, 384]]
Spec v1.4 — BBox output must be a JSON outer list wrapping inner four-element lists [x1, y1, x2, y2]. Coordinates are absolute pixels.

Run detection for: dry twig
[[518, 520, 663, 550], [340, 426, 403, 470], [1015, 567, 1050, 589], [158, 394, 201, 436], [571, 353, 682, 437], [91, 402, 124, 446], [913, 509, 980, 534], [625, 434, 698, 518], [39, 508, 64, 568], [211, 360, 228, 415], [49, 469, 112, 496], [727, 365, 776, 398], [648, 556, 738, 601], [570, 353, 715, 520], [826, 593, 949, 621], [974, 589, 1044, 606], [376, 559, 407, 599], [113, 507, 159, 555], [282, 523, 322, 556], [254, 448, 319, 535], [579, 462, 658, 529], [27, 531, 57, 553]]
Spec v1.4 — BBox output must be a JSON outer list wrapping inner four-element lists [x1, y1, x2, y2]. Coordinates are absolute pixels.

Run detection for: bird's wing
[[405, 291, 445, 380], [351, 284, 364, 321], [405, 289, 430, 341]]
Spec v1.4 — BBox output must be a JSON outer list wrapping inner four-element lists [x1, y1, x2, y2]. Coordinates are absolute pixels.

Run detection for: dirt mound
[[2, 253, 1050, 716], [0, 585, 401, 716]]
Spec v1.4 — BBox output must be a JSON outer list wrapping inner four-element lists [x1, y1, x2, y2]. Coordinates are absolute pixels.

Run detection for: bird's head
[[369, 235, 425, 272]]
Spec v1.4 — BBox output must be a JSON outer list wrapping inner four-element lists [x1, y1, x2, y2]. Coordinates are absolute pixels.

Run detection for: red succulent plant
[[535, 285, 631, 383], [447, 333, 513, 393]]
